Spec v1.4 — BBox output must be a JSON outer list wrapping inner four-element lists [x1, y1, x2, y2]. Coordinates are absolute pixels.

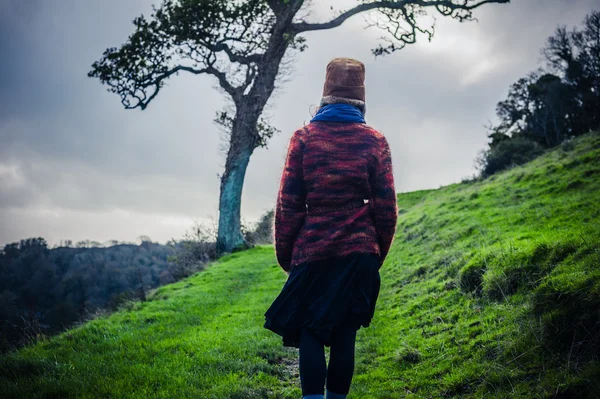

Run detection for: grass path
[[0, 246, 303, 398]]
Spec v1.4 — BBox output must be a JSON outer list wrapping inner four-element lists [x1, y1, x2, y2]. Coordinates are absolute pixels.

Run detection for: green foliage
[[479, 11, 600, 177], [0, 239, 176, 353], [478, 135, 545, 177], [88, 0, 275, 109], [166, 220, 218, 280], [242, 208, 274, 245]]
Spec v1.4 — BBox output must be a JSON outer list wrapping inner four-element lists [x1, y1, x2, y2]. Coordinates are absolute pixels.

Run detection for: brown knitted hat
[[320, 57, 366, 114]]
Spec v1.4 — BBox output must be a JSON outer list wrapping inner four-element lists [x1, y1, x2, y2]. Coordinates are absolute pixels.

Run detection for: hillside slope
[[1, 132, 599, 398]]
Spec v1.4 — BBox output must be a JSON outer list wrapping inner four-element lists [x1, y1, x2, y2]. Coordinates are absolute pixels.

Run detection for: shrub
[[242, 209, 274, 245], [478, 137, 545, 177], [167, 220, 218, 280]]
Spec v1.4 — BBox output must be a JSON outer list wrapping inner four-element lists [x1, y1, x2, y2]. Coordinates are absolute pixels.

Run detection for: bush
[[477, 136, 545, 177], [167, 220, 218, 280], [241, 209, 274, 245]]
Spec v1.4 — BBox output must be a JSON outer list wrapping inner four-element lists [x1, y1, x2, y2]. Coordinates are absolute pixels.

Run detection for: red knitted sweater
[[272, 121, 398, 272]]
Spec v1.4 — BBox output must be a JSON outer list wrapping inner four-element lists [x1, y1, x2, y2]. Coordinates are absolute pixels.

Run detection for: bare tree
[[89, 0, 510, 257]]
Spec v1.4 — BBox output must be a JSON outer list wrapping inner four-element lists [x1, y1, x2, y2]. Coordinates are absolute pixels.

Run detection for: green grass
[[1, 132, 599, 398], [0, 247, 301, 398]]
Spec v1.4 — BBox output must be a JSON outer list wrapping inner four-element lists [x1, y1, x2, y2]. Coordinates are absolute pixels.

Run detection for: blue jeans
[[299, 324, 357, 396]]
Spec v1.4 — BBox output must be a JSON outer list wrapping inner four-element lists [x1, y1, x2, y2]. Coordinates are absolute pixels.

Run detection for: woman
[[264, 57, 398, 399]]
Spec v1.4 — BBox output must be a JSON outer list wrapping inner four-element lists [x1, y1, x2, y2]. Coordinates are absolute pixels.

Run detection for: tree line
[[0, 237, 174, 353], [477, 10, 600, 176], [0, 215, 274, 353]]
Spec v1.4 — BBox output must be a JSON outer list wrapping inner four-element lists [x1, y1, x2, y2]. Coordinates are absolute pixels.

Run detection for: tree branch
[[266, 0, 285, 17], [210, 42, 263, 64], [291, 0, 509, 33], [89, 0, 276, 110], [124, 65, 239, 110], [206, 65, 240, 99]]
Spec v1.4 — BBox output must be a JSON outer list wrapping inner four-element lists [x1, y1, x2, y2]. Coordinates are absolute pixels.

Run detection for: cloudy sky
[[0, 0, 597, 247]]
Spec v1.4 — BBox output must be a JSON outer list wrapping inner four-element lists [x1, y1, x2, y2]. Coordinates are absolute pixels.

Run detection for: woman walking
[[264, 57, 398, 399]]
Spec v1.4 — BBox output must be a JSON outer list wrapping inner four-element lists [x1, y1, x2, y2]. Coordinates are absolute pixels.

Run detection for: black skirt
[[263, 252, 381, 348]]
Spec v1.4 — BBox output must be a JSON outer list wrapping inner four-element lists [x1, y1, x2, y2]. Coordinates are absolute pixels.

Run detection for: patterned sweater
[[272, 120, 398, 272]]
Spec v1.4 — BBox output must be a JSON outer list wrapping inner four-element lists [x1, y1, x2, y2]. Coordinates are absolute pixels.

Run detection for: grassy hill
[[1, 132, 599, 398]]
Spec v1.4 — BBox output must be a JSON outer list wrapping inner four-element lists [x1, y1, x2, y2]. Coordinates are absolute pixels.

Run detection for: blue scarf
[[310, 103, 365, 123]]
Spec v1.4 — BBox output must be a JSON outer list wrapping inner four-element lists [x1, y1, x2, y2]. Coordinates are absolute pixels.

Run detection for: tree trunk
[[214, 4, 298, 256], [215, 108, 259, 256]]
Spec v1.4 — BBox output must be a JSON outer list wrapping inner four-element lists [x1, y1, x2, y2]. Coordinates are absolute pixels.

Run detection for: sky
[[0, 0, 598, 247]]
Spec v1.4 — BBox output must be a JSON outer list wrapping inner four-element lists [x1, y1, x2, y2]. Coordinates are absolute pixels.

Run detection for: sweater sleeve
[[369, 135, 398, 269], [273, 130, 307, 272]]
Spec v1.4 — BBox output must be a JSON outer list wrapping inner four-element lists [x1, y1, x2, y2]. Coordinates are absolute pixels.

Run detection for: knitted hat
[[320, 57, 366, 114]]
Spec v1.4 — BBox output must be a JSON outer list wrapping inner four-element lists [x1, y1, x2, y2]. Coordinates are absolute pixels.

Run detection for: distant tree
[[158, 269, 175, 285], [1, 242, 20, 265], [491, 71, 578, 147], [494, 72, 538, 137], [136, 267, 147, 302], [479, 10, 600, 176], [69, 274, 89, 318], [48, 301, 79, 330], [138, 235, 152, 244], [89, 0, 510, 257], [543, 10, 600, 133], [0, 237, 178, 352], [526, 73, 578, 146], [0, 289, 18, 350]]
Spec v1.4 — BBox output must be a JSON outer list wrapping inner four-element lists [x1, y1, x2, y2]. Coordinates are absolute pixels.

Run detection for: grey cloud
[[1, 0, 598, 245]]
